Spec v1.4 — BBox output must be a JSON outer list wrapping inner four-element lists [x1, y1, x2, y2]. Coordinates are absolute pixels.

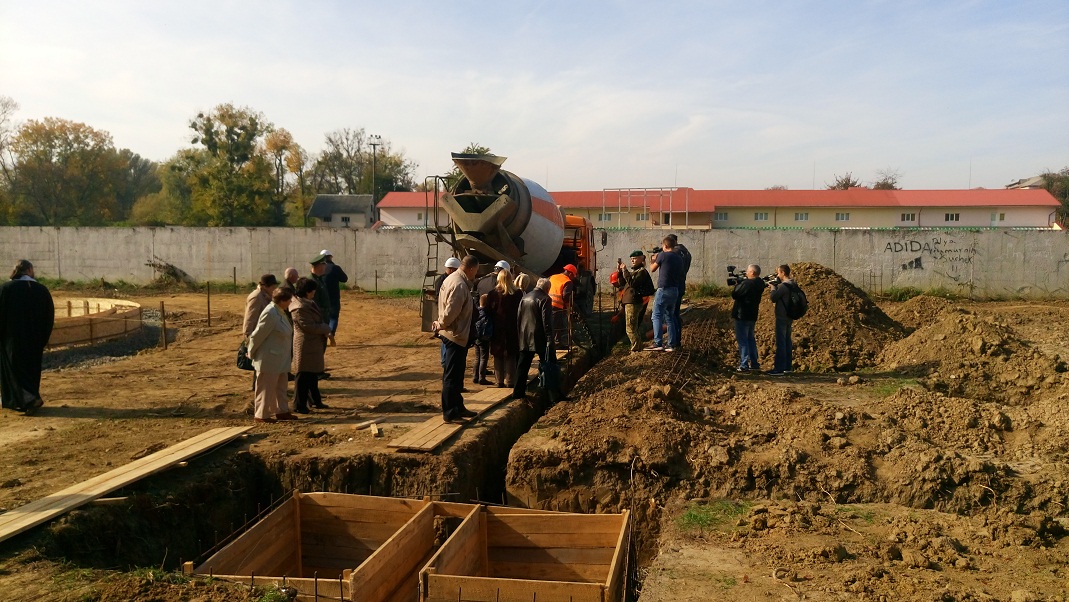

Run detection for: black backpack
[[785, 282, 808, 320]]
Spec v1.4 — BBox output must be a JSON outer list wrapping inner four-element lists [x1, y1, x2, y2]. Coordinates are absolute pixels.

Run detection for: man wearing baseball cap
[[318, 249, 348, 347]]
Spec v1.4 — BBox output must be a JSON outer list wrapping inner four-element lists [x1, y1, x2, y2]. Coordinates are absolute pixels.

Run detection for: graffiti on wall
[[884, 235, 978, 277]]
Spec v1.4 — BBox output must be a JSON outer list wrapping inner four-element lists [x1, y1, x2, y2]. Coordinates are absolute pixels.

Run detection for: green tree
[[1041, 167, 1069, 223], [826, 172, 865, 190], [114, 149, 161, 220], [315, 128, 367, 194], [6, 117, 124, 225], [187, 103, 274, 226], [0, 96, 18, 224]]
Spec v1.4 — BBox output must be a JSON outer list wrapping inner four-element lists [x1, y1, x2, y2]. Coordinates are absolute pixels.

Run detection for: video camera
[[726, 265, 781, 287]]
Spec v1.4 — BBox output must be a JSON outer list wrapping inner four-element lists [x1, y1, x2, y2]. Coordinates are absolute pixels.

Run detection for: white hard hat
[[319, 249, 333, 257], [444, 257, 461, 269], [494, 260, 511, 271]]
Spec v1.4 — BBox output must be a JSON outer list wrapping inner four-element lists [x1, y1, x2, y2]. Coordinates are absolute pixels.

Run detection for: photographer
[[767, 264, 795, 376], [648, 237, 683, 352], [729, 264, 764, 372]]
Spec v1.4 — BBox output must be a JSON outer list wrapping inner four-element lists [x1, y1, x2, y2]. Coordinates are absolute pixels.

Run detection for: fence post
[[160, 301, 167, 350], [233, 267, 237, 294], [207, 281, 212, 327], [66, 300, 72, 317], [375, 270, 378, 295]]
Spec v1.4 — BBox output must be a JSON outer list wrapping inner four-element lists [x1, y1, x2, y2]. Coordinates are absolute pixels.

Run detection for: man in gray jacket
[[432, 255, 480, 422], [513, 278, 563, 403]]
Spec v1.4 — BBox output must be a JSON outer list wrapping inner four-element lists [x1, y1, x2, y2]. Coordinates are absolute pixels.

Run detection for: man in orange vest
[[548, 264, 577, 349]]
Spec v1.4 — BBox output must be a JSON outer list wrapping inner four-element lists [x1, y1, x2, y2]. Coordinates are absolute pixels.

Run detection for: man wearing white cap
[[472, 260, 510, 381], [434, 257, 461, 297], [318, 249, 348, 346]]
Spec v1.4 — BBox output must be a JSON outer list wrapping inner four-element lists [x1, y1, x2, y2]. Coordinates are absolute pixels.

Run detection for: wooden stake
[[160, 301, 167, 350], [206, 281, 211, 327]]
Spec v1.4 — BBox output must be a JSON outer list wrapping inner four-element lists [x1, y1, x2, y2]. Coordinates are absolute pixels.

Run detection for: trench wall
[[2, 226, 1068, 298]]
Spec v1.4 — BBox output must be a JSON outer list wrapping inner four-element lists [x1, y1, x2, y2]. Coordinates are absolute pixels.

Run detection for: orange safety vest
[[548, 273, 572, 310]]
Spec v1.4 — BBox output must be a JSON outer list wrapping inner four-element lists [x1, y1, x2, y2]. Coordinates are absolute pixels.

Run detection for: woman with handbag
[[246, 288, 296, 423], [485, 266, 523, 388], [290, 277, 332, 414]]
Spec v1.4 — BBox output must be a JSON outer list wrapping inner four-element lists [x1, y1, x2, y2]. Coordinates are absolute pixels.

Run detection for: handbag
[[237, 339, 254, 371]]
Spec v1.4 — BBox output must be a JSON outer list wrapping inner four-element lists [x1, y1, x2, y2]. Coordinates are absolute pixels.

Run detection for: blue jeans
[[651, 287, 680, 348], [774, 317, 793, 372], [329, 315, 339, 336], [734, 319, 758, 369]]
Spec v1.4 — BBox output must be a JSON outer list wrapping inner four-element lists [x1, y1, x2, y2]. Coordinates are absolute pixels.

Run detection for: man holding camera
[[730, 264, 765, 371], [648, 237, 683, 352], [617, 250, 655, 353], [767, 264, 795, 375]]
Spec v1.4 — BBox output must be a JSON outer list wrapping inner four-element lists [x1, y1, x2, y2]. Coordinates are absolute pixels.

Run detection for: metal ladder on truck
[[419, 176, 462, 332]]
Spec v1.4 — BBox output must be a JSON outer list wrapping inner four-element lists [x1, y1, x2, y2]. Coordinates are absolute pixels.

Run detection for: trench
[[24, 326, 611, 579]]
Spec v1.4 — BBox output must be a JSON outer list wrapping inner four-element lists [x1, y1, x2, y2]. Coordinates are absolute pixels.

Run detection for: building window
[[662, 213, 672, 225], [595, 213, 612, 222], [714, 212, 728, 221], [417, 212, 423, 221], [900, 213, 915, 222], [341, 216, 351, 225], [835, 212, 850, 222], [754, 212, 769, 221], [794, 212, 808, 222], [322, 216, 332, 223], [945, 213, 959, 222], [636, 213, 649, 221], [991, 212, 1005, 221]]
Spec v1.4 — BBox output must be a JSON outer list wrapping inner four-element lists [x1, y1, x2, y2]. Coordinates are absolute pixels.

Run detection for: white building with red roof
[[378, 187, 1061, 230]]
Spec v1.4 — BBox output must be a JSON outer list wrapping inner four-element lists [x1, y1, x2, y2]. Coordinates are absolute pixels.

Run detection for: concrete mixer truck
[[420, 153, 602, 330]]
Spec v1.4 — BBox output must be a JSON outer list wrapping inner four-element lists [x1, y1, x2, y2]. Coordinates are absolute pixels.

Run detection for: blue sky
[[1, 1, 1066, 191]]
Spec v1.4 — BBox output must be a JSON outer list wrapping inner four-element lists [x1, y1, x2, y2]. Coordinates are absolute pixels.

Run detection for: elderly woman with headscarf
[[290, 277, 332, 413]]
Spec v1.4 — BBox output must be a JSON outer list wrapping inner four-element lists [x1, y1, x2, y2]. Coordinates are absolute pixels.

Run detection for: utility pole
[[369, 134, 382, 224]]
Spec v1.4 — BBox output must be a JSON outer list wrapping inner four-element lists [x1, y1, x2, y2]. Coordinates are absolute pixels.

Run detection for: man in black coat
[[730, 264, 765, 372], [0, 260, 54, 415], [318, 249, 348, 347], [513, 277, 563, 402]]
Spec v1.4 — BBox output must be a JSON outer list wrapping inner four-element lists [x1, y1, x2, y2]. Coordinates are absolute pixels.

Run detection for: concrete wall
[[2, 226, 1068, 298]]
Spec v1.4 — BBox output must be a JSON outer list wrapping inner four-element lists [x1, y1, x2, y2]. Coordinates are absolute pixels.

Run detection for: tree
[[263, 128, 299, 226], [6, 117, 125, 225], [187, 104, 274, 226], [872, 168, 903, 190], [114, 149, 161, 221], [765, 185, 788, 190], [826, 172, 865, 190], [1042, 167, 1069, 224], [315, 128, 367, 194], [0, 96, 18, 224]]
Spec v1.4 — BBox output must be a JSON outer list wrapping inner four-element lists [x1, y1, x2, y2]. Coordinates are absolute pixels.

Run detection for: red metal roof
[[379, 188, 1059, 211]]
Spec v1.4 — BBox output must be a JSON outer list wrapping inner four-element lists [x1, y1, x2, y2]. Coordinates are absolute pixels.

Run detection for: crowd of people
[[729, 263, 797, 375], [431, 256, 573, 424], [243, 250, 346, 423]]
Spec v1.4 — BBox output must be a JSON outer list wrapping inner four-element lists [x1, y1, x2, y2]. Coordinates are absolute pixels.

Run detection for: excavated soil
[[4, 264, 1069, 601], [507, 263, 1069, 601]]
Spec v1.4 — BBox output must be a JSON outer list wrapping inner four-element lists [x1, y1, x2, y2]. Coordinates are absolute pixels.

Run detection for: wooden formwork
[[420, 507, 630, 602], [186, 494, 629, 602], [48, 298, 142, 347]]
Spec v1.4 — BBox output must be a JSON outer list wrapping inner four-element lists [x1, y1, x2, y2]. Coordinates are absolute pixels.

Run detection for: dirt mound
[[882, 294, 956, 332], [752, 262, 905, 371], [877, 309, 1065, 403]]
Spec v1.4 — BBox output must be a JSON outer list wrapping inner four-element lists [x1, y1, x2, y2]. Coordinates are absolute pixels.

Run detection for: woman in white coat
[[247, 288, 296, 422]]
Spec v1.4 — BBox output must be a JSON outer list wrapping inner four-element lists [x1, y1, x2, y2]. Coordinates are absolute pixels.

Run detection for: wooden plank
[[433, 501, 559, 519], [300, 518, 407, 542], [605, 509, 630, 602], [0, 426, 251, 544], [424, 574, 604, 602], [204, 575, 347, 600], [351, 502, 435, 602], [300, 492, 426, 514], [388, 397, 514, 452], [487, 559, 609, 583], [487, 545, 615, 566], [292, 491, 303, 580], [197, 498, 297, 574], [486, 514, 625, 548], [421, 506, 484, 578], [300, 502, 422, 527]]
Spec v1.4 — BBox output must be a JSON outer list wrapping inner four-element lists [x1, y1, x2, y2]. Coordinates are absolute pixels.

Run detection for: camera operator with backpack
[[768, 264, 807, 375]]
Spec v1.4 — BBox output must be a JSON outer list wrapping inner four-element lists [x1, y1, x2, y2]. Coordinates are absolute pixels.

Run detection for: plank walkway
[[388, 387, 514, 452], [0, 426, 252, 544]]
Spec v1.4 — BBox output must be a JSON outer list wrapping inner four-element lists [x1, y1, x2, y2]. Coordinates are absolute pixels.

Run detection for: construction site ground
[[0, 266, 1067, 601]]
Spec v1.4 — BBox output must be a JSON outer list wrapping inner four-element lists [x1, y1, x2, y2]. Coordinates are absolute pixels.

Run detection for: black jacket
[[517, 288, 554, 355], [730, 277, 765, 321]]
